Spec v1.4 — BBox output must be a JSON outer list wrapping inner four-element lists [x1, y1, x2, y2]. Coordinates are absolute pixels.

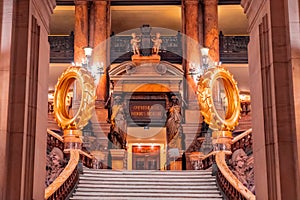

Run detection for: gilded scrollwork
[[197, 67, 241, 131], [53, 66, 96, 130]]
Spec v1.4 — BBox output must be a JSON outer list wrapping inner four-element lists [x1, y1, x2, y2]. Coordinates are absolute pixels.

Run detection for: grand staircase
[[70, 168, 223, 200]]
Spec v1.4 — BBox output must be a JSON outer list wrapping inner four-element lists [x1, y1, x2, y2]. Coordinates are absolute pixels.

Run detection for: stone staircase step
[[78, 181, 217, 186], [82, 169, 212, 175], [70, 197, 223, 200], [81, 173, 214, 178], [74, 188, 220, 194], [76, 184, 218, 190], [71, 192, 222, 198], [71, 167, 223, 199], [79, 177, 217, 182]]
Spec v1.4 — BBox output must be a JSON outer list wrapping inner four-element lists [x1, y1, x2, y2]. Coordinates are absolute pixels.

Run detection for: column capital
[[203, 0, 217, 6], [74, 0, 88, 5], [184, 0, 199, 5], [93, 0, 108, 5]]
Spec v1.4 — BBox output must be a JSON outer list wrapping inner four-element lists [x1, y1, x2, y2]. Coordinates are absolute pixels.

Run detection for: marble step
[[82, 169, 212, 175], [75, 188, 220, 194], [81, 173, 214, 178], [70, 197, 223, 200], [78, 180, 217, 186], [76, 184, 218, 190], [71, 192, 222, 198], [79, 176, 217, 182]]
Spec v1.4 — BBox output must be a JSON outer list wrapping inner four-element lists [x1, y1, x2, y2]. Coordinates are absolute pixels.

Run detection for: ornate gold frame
[[197, 67, 240, 131], [53, 66, 96, 130]]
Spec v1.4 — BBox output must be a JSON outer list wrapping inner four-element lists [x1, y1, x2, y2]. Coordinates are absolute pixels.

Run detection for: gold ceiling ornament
[[197, 66, 240, 131], [53, 66, 96, 131]]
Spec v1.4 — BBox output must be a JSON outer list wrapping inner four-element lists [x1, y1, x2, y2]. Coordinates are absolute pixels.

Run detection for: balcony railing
[[219, 32, 249, 64], [49, 32, 249, 64], [110, 33, 182, 63], [49, 33, 74, 63]]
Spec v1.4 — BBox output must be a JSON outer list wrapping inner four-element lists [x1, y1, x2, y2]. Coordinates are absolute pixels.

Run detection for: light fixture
[[201, 47, 210, 70], [189, 47, 212, 80], [83, 46, 93, 57]]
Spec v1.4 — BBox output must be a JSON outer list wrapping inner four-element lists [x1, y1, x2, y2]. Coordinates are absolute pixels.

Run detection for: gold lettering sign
[[129, 100, 166, 123]]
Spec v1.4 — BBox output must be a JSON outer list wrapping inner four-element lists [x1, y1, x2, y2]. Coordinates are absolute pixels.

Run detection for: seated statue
[[130, 33, 141, 55], [152, 32, 162, 55]]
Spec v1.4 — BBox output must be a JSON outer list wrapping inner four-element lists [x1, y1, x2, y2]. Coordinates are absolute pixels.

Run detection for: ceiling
[[50, 5, 248, 35], [49, 4, 249, 93]]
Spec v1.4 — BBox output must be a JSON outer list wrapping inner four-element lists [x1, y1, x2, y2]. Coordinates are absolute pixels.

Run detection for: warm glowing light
[[83, 47, 93, 57], [201, 47, 209, 56]]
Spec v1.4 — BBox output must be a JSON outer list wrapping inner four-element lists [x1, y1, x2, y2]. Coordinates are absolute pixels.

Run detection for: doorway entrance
[[132, 145, 160, 170]]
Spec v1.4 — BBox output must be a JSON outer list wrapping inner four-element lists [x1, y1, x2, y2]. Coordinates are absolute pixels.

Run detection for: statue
[[130, 33, 140, 55], [45, 147, 66, 187], [231, 149, 255, 194], [108, 96, 127, 149], [166, 95, 183, 149], [152, 33, 162, 55]]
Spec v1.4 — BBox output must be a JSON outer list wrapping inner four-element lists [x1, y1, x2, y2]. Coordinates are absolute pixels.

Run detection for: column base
[[63, 129, 83, 150], [212, 131, 232, 151]]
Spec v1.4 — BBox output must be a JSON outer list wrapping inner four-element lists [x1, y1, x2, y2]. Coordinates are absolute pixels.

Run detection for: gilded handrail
[[78, 149, 93, 159], [232, 128, 253, 153], [216, 151, 256, 200], [47, 128, 63, 142], [232, 128, 252, 143], [45, 149, 79, 199]]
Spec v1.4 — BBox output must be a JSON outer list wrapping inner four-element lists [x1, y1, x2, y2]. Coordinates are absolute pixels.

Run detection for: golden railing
[[199, 129, 255, 199], [45, 149, 79, 200], [47, 128, 64, 151], [216, 151, 255, 200], [232, 128, 253, 153], [45, 130, 94, 199]]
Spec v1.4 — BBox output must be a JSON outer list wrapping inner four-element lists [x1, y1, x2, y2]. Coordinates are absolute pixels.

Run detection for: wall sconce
[[76, 46, 104, 85], [240, 93, 251, 115], [83, 46, 93, 57], [200, 47, 209, 71], [188, 47, 213, 80]]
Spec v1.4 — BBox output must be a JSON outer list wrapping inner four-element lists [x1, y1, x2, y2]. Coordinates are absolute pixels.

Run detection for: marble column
[[93, 0, 108, 102], [203, 0, 219, 62], [0, 0, 55, 199], [184, 0, 200, 108], [74, 1, 88, 64], [241, 0, 300, 199]]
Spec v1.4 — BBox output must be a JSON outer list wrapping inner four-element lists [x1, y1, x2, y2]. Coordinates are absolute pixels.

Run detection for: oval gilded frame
[[53, 66, 96, 130], [197, 67, 240, 131]]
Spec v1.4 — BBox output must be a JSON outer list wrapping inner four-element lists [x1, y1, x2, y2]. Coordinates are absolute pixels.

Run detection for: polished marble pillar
[[74, 1, 88, 64], [203, 0, 219, 62], [0, 0, 55, 199], [93, 1, 108, 102], [184, 0, 200, 107]]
